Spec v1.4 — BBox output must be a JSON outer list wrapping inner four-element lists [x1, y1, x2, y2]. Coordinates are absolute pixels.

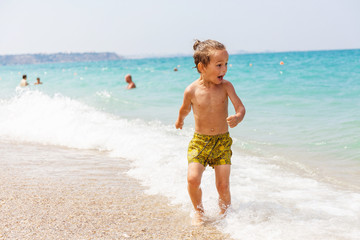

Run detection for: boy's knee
[[216, 181, 229, 193], [187, 175, 201, 188]]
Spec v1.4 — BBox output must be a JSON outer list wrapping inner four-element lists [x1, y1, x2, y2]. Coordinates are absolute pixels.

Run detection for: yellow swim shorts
[[187, 132, 232, 168]]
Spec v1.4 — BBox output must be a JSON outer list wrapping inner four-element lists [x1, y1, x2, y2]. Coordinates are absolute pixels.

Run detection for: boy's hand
[[175, 119, 184, 129], [226, 115, 239, 128]]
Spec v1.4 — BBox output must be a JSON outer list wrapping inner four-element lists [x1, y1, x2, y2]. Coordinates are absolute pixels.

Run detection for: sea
[[1, 49, 359, 240]]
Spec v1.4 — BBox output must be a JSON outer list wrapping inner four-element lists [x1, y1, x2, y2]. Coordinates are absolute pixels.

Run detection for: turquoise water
[[1, 49, 360, 239], [2, 50, 359, 172]]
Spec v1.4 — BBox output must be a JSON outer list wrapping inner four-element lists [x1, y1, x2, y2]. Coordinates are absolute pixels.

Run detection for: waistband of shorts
[[193, 132, 230, 140]]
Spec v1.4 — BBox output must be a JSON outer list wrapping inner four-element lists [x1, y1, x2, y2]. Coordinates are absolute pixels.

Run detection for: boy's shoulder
[[222, 79, 232, 86], [185, 79, 200, 92], [222, 79, 235, 90]]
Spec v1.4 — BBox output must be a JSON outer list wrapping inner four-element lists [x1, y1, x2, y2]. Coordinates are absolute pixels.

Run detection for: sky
[[0, 0, 360, 57]]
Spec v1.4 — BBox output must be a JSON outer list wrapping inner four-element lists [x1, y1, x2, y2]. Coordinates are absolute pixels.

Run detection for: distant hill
[[0, 52, 123, 65]]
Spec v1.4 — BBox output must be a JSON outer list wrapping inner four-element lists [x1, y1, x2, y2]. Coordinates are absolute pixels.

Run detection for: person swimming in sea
[[19, 74, 29, 87], [34, 77, 43, 85], [125, 74, 136, 89]]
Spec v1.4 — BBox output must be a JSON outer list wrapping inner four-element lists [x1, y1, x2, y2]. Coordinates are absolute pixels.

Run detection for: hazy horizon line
[[1, 47, 359, 60]]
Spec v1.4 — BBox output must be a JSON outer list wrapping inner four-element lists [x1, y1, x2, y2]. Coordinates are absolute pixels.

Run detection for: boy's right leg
[[187, 162, 205, 224]]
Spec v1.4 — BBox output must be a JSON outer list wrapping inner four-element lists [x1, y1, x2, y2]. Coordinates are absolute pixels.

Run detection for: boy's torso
[[190, 80, 229, 135]]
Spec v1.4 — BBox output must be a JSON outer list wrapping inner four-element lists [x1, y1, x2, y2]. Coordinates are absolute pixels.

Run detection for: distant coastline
[[1, 48, 358, 65], [0, 52, 123, 65]]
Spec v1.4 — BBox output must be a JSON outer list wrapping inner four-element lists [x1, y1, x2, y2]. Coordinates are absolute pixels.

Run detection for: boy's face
[[201, 49, 229, 84]]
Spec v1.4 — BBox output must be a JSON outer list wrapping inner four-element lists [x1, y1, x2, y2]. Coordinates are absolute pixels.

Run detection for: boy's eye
[[225, 63, 228, 66]]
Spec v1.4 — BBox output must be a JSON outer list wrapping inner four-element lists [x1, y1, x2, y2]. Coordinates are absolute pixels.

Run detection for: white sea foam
[[96, 90, 112, 99], [0, 89, 359, 240]]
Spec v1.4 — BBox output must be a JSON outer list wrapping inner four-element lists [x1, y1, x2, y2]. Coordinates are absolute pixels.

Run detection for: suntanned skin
[[175, 49, 245, 225], [125, 74, 136, 89]]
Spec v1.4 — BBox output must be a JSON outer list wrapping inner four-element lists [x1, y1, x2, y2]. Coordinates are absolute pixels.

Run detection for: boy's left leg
[[214, 164, 231, 214]]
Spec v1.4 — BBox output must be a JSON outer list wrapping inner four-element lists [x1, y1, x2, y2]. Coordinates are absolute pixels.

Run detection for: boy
[[175, 39, 245, 225]]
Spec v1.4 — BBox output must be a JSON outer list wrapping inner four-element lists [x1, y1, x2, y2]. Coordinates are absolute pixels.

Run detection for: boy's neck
[[199, 76, 214, 88]]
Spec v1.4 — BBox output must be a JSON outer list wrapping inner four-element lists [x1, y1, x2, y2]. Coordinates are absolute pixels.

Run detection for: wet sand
[[0, 143, 232, 240]]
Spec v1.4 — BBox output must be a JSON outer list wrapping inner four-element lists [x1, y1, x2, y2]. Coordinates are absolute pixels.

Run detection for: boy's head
[[23, 74, 27, 80], [193, 39, 226, 73]]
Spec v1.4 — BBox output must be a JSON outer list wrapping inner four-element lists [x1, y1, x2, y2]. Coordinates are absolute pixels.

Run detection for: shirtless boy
[[175, 39, 245, 225]]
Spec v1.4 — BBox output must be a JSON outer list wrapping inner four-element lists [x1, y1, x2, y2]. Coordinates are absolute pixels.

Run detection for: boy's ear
[[198, 62, 205, 73]]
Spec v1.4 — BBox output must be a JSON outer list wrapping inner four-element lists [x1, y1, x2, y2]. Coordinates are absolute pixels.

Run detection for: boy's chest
[[193, 88, 228, 109]]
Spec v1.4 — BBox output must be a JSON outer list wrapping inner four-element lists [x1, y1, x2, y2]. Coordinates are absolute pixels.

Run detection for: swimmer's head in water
[[125, 74, 132, 83]]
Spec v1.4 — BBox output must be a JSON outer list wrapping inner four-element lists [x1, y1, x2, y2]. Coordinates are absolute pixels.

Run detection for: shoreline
[[0, 143, 232, 240]]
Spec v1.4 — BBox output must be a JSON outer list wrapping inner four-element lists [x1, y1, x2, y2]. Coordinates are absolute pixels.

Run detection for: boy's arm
[[225, 81, 245, 128], [175, 87, 192, 129]]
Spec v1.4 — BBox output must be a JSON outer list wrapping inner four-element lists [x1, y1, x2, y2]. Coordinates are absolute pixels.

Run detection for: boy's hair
[[23, 74, 27, 79], [193, 39, 226, 73]]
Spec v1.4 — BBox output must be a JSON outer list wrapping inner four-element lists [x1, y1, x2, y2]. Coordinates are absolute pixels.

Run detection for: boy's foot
[[191, 211, 204, 226]]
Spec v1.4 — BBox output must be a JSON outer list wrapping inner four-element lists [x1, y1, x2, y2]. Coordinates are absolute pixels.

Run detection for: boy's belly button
[[211, 128, 214, 132]]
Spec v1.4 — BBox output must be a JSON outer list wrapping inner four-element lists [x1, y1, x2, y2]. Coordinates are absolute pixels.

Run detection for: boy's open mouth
[[218, 75, 224, 81]]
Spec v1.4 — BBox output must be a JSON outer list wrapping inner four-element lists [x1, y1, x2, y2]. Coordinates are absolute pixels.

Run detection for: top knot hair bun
[[193, 39, 202, 51]]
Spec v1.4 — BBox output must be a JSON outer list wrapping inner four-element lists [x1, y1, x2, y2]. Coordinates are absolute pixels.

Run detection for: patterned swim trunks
[[187, 132, 232, 168]]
